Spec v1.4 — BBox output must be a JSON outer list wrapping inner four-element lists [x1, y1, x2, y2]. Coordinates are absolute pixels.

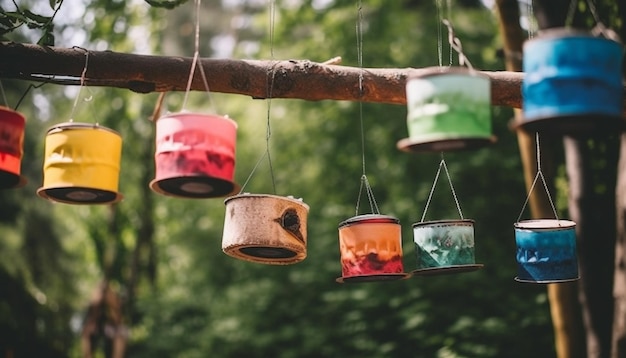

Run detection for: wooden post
[[495, 1, 585, 357]]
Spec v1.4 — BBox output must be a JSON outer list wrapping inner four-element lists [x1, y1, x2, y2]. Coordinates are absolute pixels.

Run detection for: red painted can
[[0, 106, 26, 189], [150, 112, 239, 198]]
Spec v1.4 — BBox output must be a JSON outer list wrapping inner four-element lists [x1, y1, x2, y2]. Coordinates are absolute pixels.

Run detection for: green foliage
[[4, 0, 610, 357], [0, 1, 61, 45]]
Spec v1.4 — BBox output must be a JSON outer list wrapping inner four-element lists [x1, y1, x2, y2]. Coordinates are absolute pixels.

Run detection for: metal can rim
[[412, 219, 475, 228], [158, 111, 238, 129], [514, 219, 576, 230], [223, 193, 309, 211], [46, 122, 120, 136], [338, 214, 400, 228]]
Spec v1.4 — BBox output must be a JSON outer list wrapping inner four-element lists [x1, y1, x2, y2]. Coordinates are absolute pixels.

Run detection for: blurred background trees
[[0, 0, 623, 357]]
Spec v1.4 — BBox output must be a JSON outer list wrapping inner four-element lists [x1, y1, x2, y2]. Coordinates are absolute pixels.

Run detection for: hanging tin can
[[514, 219, 579, 283], [150, 112, 239, 198], [397, 67, 495, 152], [411, 219, 483, 276], [0, 106, 26, 189], [222, 193, 309, 265], [37, 122, 123, 204], [336, 214, 410, 283], [520, 28, 624, 133]]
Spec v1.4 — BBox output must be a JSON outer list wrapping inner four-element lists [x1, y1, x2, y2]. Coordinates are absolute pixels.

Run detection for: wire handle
[[355, 174, 380, 216], [517, 132, 560, 223], [421, 154, 463, 222], [442, 19, 473, 71]]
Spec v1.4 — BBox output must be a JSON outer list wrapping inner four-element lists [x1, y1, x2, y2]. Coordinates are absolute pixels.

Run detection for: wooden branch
[[0, 41, 525, 108]]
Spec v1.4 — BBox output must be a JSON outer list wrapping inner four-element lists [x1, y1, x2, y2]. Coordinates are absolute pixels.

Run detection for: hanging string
[[69, 48, 90, 122], [356, 0, 365, 176], [14, 82, 46, 111], [565, 0, 578, 27], [446, 0, 452, 66], [421, 153, 463, 222], [517, 132, 560, 222], [353, 0, 380, 215], [264, 63, 277, 194], [238, 0, 277, 194], [269, 0, 276, 59], [0, 81, 8, 107], [527, 0, 534, 38], [436, 0, 443, 67], [181, 0, 215, 111], [442, 19, 473, 71], [586, 0, 601, 24], [265, 0, 277, 193]]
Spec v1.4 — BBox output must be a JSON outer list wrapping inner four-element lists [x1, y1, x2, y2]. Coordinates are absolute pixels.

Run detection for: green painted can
[[398, 67, 495, 152]]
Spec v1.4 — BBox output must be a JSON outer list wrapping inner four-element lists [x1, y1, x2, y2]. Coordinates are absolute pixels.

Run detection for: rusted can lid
[[46, 121, 120, 136], [338, 214, 400, 228]]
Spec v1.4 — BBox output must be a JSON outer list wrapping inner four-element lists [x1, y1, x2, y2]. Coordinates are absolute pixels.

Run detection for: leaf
[[23, 9, 52, 24], [143, 0, 188, 10], [2, 11, 28, 23], [37, 27, 54, 46], [0, 16, 15, 28]]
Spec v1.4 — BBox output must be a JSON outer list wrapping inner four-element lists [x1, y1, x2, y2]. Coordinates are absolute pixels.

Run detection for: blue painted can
[[514, 219, 579, 283], [522, 28, 624, 132]]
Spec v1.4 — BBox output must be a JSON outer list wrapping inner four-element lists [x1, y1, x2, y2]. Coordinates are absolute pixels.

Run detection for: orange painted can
[[150, 112, 239, 198], [336, 214, 410, 283]]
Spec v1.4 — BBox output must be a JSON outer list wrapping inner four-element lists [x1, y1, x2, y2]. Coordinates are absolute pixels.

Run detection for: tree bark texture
[[0, 41, 614, 113], [612, 5, 626, 357], [564, 136, 618, 358], [614, 134, 626, 358], [495, 1, 586, 357]]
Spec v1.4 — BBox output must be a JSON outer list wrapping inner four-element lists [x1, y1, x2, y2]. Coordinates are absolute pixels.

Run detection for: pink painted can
[[150, 112, 239, 198], [0, 106, 26, 189]]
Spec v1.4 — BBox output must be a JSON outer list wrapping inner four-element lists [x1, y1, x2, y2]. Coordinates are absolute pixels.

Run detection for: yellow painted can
[[37, 122, 123, 204]]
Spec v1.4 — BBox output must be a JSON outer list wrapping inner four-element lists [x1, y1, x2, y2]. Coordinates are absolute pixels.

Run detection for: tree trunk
[[564, 136, 618, 358], [495, 1, 585, 357], [614, 134, 626, 357]]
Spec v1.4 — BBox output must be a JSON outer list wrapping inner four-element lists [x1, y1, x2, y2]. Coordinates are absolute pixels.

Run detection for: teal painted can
[[521, 28, 624, 133], [514, 219, 579, 283], [411, 219, 483, 276]]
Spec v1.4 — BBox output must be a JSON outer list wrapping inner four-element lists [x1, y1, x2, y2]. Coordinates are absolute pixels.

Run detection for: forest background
[[0, 0, 622, 357]]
